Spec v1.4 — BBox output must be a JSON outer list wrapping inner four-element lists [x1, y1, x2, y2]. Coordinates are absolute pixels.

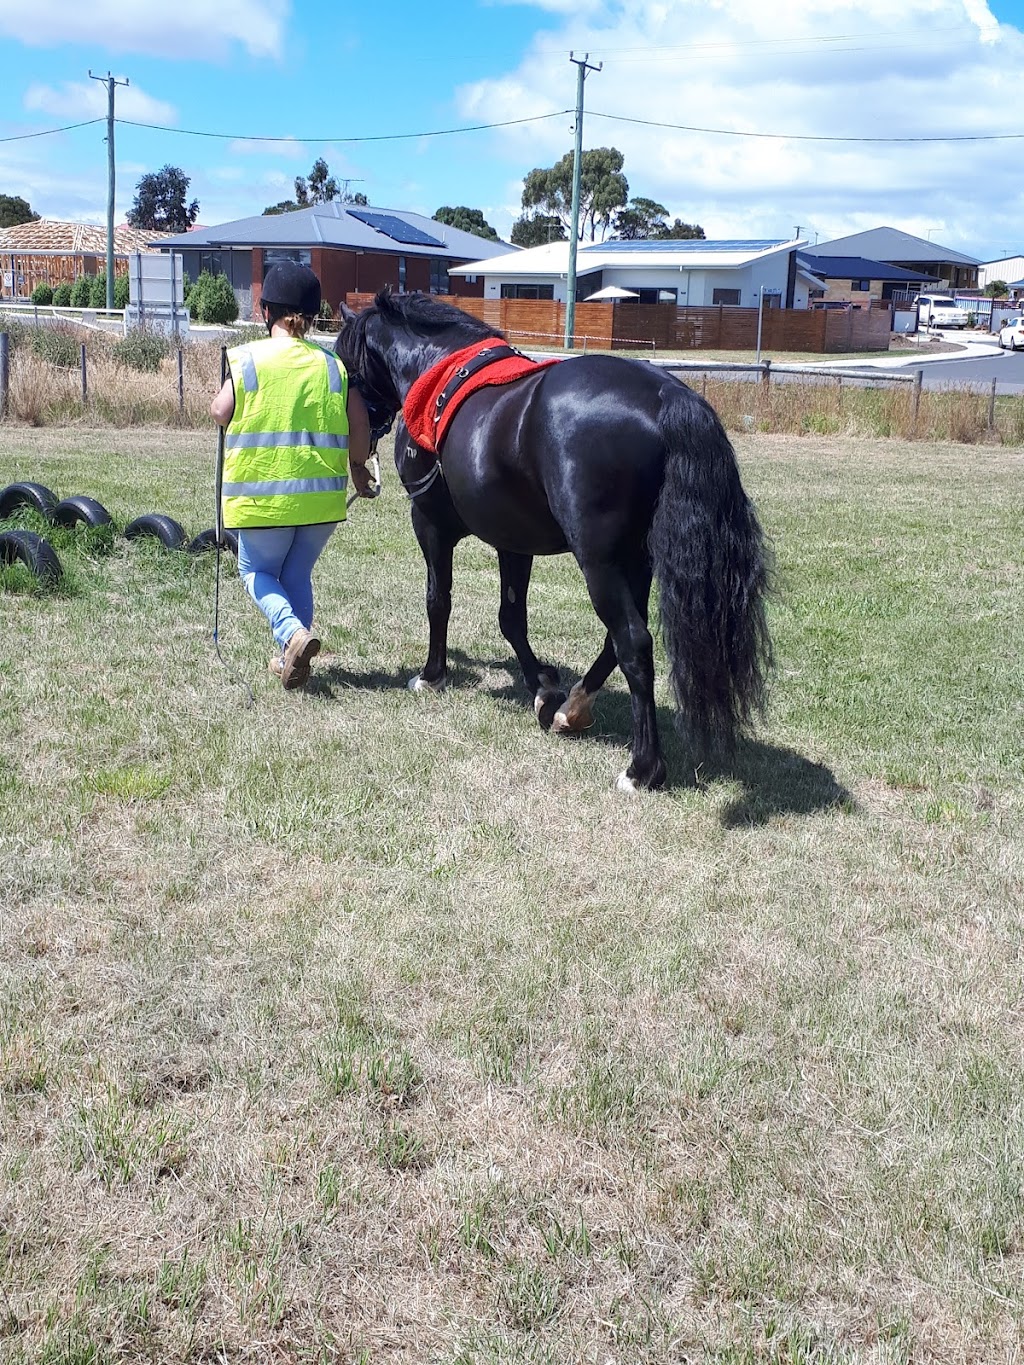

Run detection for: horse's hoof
[[534, 688, 565, 731], [615, 770, 640, 795], [552, 682, 595, 735], [408, 673, 446, 693]]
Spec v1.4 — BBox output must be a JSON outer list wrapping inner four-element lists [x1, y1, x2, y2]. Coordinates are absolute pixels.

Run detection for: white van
[[917, 294, 968, 329]]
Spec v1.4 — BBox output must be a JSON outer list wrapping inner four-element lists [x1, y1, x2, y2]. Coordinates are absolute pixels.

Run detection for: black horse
[[336, 291, 772, 792]]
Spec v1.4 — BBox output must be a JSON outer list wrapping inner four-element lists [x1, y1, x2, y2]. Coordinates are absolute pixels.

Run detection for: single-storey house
[[448, 237, 820, 310], [805, 227, 979, 292], [157, 203, 511, 319], [0, 219, 170, 299], [797, 253, 937, 304]]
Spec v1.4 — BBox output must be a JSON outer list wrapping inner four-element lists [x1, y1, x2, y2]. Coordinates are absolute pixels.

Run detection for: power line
[[0, 117, 104, 143], [588, 109, 1024, 143], [114, 109, 573, 143]]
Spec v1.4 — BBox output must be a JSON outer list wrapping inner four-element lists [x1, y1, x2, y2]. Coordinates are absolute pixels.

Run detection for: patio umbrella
[[584, 285, 640, 301]]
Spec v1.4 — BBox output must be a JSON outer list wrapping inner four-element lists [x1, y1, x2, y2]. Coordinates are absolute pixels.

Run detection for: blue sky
[[1, 0, 1022, 264]]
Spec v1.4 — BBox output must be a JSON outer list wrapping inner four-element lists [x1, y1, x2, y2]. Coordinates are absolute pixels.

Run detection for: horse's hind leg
[[409, 506, 456, 692], [551, 632, 616, 734], [497, 550, 565, 728], [578, 555, 664, 791]]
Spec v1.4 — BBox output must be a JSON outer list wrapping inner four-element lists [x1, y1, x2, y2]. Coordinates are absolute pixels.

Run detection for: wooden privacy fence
[[343, 294, 894, 354]]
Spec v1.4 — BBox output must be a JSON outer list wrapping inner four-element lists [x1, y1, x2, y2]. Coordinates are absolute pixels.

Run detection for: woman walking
[[210, 262, 372, 689]]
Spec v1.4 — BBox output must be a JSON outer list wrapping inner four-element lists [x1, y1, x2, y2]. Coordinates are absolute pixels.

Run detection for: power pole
[[564, 51, 601, 350], [89, 70, 129, 311]]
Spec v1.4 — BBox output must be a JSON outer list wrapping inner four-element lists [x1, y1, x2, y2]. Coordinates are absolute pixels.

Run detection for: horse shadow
[[308, 649, 852, 826], [307, 647, 486, 698], [483, 657, 853, 825]]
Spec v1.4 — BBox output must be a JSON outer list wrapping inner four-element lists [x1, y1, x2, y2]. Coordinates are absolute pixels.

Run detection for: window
[[500, 284, 555, 300], [712, 288, 741, 305], [851, 279, 870, 291], [264, 248, 311, 269], [637, 287, 677, 305], [398, 256, 406, 290], [429, 258, 449, 294]]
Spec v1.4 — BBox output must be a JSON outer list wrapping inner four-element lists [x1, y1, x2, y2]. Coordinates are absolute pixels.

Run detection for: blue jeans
[[236, 523, 337, 651]]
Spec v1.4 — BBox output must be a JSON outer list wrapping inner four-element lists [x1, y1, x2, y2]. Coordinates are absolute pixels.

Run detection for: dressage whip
[[212, 344, 255, 706]]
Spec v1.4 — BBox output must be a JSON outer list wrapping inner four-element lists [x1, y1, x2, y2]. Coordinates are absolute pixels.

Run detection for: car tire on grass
[[188, 527, 239, 555], [124, 513, 188, 550], [0, 529, 63, 583], [52, 495, 113, 529], [0, 481, 59, 522]]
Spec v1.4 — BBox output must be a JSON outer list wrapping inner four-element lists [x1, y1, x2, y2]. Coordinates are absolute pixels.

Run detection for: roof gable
[[806, 227, 979, 268]]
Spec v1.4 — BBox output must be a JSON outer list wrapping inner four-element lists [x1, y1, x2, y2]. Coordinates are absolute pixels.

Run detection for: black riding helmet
[[260, 262, 321, 316]]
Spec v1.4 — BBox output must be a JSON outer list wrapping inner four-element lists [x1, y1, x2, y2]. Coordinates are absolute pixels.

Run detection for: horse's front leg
[[497, 550, 565, 729], [409, 505, 456, 692]]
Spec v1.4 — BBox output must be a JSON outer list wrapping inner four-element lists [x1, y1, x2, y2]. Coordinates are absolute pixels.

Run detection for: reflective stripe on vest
[[223, 336, 350, 529], [224, 430, 349, 450], [237, 349, 259, 393], [222, 475, 349, 497]]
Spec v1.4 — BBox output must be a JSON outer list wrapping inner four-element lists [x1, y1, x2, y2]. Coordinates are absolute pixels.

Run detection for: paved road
[[885, 344, 1024, 393]]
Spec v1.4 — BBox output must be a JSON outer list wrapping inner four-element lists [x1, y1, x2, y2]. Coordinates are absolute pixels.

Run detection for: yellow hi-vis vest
[[222, 336, 350, 529]]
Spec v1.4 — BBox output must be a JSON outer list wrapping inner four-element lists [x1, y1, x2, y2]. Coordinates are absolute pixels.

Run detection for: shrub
[[112, 330, 173, 373], [114, 272, 130, 309], [30, 283, 54, 306], [195, 272, 238, 325], [30, 324, 80, 368], [70, 276, 92, 308], [185, 270, 211, 320], [88, 273, 108, 308], [51, 282, 73, 307]]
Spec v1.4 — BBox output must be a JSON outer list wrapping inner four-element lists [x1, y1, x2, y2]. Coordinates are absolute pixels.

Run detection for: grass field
[[1, 427, 1022, 1364]]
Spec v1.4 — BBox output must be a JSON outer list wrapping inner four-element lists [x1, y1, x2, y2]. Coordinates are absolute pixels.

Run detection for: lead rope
[[212, 343, 255, 708]]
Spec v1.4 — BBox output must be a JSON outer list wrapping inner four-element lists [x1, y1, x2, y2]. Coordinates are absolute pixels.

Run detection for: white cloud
[[24, 81, 177, 126], [0, 0, 288, 59], [456, 0, 1024, 259]]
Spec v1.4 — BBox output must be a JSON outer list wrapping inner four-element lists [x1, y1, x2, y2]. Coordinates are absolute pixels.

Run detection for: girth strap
[[433, 344, 521, 419]]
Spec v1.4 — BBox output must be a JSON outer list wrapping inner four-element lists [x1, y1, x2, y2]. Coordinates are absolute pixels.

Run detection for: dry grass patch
[[0, 428, 1021, 1363]]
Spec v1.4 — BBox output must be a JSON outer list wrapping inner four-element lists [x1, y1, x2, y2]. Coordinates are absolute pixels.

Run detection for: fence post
[[912, 370, 923, 435], [988, 376, 997, 432], [80, 343, 88, 405], [0, 333, 9, 420], [177, 347, 185, 416]]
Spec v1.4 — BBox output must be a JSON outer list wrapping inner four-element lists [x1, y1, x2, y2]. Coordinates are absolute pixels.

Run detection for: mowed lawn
[[0, 427, 1021, 1365]]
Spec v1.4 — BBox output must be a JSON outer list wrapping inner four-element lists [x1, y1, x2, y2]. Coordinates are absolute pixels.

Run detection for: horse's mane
[[372, 289, 503, 343]]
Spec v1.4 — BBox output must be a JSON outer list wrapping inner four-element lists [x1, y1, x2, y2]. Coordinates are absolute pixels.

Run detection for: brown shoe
[[280, 627, 320, 690]]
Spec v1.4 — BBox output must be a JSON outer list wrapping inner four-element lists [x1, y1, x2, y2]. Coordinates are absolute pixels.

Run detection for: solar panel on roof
[[593, 239, 785, 253], [348, 209, 446, 249]]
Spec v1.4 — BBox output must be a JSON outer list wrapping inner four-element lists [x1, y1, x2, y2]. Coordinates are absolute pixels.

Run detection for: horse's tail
[[649, 382, 773, 752]]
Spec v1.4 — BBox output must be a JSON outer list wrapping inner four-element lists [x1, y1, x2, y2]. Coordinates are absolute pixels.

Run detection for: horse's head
[[336, 288, 504, 418], [334, 297, 402, 431]]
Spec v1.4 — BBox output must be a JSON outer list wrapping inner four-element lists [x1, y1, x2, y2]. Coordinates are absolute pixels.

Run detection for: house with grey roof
[[804, 228, 979, 292], [796, 253, 937, 305], [157, 202, 512, 318], [448, 237, 821, 309]]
